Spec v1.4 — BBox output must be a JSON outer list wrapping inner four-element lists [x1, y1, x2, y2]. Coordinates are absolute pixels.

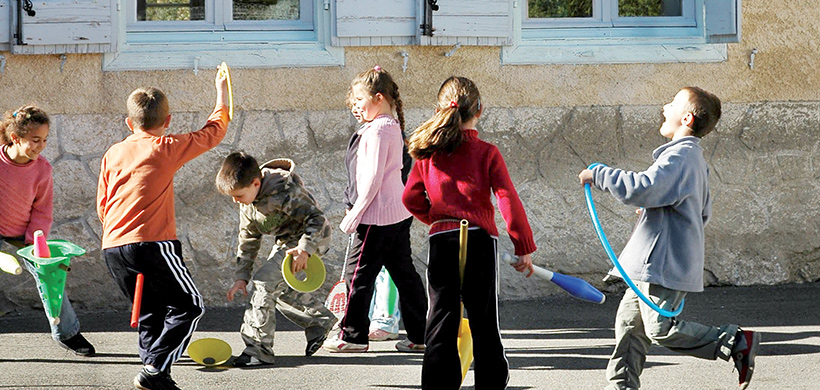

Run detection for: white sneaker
[[369, 329, 400, 341], [395, 339, 425, 352], [322, 333, 368, 353]]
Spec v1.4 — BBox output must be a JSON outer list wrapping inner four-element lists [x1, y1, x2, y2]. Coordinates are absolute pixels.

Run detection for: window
[[524, 0, 696, 35], [103, 0, 342, 71], [503, 0, 741, 65]]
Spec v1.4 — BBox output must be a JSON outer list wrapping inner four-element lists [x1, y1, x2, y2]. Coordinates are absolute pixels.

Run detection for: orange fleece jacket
[[97, 105, 229, 249]]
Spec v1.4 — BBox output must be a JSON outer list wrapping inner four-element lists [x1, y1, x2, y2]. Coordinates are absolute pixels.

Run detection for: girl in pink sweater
[[323, 66, 428, 353], [0, 105, 95, 356], [403, 77, 535, 389]]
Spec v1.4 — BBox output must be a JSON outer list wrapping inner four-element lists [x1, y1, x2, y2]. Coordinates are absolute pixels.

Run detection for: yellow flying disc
[[218, 62, 233, 120], [187, 338, 232, 366], [282, 253, 326, 293]]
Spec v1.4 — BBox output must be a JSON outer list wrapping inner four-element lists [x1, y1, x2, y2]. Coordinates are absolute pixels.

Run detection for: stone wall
[[1, 102, 817, 314]]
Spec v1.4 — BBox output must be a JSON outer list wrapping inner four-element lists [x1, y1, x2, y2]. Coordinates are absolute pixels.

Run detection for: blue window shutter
[[334, 0, 417, 46], [0, 1, 10, 48], [705, 0, 741, 43], [425, 0, 512, 46], [11, 0, 117, 54]]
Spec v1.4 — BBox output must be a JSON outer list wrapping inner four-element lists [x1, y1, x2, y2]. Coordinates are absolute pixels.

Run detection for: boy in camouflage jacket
[[216, 152, 335, 366]]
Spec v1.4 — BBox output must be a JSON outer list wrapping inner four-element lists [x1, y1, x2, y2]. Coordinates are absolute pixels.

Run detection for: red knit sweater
[[402, 129, 537, 256]]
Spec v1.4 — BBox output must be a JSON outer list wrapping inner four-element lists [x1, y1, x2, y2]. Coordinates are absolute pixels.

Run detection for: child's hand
[[339, 213, 358, 234], [578, 169, 594, 185], [227, 279, 248, 301], [513, 253, 535, 277], [286, 247, 309, 273], [214, 66, 229, 108]]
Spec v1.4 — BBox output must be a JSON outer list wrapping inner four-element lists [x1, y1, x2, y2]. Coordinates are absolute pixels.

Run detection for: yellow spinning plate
[[218, 62, 233, 120], [282, 253, 326, 293]]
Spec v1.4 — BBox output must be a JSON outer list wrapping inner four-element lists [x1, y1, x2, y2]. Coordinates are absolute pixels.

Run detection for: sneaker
[[232, 353, 273, 367], [56, 333, 95, 357], [305, 333, 327, 357], [369, 329, 400, 341], [395, 339, 425, 352], [322, 333, 368, 353], [732, 330, 761, 390], [133, 368, 181, 390]]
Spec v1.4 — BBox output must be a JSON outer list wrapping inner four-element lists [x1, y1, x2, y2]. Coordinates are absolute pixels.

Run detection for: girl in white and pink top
[[323, 66, 428, 353], [0, 105, 95, 356]]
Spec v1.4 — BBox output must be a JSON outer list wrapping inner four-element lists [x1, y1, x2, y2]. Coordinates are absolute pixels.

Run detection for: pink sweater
[[0, 144, 53, 244], [339, 115, 412, 233]]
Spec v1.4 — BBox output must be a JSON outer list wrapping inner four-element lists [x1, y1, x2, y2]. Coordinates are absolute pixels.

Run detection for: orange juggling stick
[[130, 273, 145, 328]]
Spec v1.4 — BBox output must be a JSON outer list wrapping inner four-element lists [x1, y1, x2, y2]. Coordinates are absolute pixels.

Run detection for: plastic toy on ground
[[17, 238, 86, 325], [187, 338, 232, 366]]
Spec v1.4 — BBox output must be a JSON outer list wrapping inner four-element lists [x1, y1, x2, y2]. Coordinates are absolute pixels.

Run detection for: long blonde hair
[[407, 76, 480, 160], [351, 66, 405, 132]]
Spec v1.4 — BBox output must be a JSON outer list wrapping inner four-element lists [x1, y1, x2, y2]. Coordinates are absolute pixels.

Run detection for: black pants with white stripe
[[341, 217, 428, 345], [104, 240, 204, 372], [422, 228, 508, 390]]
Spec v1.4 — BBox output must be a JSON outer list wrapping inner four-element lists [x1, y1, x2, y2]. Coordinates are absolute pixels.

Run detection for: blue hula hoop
[[584, 163, 684, 317]]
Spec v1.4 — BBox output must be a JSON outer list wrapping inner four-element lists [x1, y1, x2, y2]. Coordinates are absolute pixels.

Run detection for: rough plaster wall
[[0, 1, 818, 113], [0, 102, 817, 314], [0, 0, 819, 313]]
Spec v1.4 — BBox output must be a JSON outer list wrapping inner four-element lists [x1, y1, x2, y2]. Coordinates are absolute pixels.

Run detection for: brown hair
[[681, 86, 721, 138], [127, 87, 169, 130], [0, 105, 50, 145], [351, 66, 405, 132], [215, 152, 262, 194], [407, 76, 481, 160]]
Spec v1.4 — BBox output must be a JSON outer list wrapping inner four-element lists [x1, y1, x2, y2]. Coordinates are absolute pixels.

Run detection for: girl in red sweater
[[0, 105, 95, 356], [402, 77, 535, 389]]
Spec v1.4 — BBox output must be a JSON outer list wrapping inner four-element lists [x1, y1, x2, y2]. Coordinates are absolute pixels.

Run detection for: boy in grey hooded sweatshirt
[[216, 152, 335, 367], [579, 87, 760, 390]]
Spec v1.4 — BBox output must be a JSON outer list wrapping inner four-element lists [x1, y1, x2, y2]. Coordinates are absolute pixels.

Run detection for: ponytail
[[407, 106, 463, 160], [407, 76, 481, 160]]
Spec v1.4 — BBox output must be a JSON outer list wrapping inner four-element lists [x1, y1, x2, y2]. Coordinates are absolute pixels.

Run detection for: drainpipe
[[421, 0, 439, 37]]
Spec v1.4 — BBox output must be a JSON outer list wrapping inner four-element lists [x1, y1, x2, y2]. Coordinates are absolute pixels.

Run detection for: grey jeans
[[239, 248, 335, 363], [605, 281, 740, 390]]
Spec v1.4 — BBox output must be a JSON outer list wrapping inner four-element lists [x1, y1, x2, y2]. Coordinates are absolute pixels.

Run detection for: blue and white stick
[[584, 163, 683, 317]]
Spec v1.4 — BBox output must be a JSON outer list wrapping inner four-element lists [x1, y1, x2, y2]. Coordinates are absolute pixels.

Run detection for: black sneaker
[[306, 334, 327, 357], [732, 330, 761, 390], [133, 368, 181, 390], [56, 333, 95, 356], [232, 353, 273, 367]]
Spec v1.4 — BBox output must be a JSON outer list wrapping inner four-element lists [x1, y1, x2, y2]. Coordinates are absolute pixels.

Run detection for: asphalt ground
[[1, 283, 819, 389]]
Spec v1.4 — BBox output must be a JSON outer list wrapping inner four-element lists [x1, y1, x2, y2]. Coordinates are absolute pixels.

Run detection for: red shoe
[[732, 330, 761, 389]]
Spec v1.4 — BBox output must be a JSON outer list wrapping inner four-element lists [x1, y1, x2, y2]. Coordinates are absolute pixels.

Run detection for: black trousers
[[422, 228, 509, 390], [104, 240, 204, 372], [341, 217, 427, 345]]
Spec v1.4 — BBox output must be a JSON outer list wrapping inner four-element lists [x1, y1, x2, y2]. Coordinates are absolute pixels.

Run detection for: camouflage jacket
[[234, 158, 332, 281]]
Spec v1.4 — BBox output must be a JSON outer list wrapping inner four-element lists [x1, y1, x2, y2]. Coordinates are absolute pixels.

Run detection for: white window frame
[[503, 0, 730, 65], [103, 0, 343, 71]]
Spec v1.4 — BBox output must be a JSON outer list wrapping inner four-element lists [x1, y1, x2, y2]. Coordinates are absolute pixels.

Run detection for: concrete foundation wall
[[0, 102, 817, 313]]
